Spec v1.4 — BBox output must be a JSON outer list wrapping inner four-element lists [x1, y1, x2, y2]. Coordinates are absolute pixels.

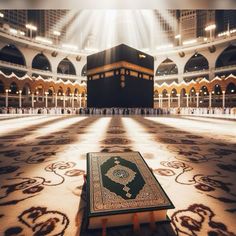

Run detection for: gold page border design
[[89, 152, 170, 214]]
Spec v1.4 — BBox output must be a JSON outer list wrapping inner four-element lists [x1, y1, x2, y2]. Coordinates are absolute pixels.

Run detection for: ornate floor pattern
[[0, 115, 235, 236]]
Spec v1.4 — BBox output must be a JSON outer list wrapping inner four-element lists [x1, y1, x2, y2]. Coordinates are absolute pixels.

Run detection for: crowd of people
[[0, 107, 167, 115], [0, 106, 236, 117]]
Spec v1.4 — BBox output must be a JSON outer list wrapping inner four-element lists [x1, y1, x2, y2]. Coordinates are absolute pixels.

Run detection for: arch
[[0, 44, 27, 77], [211, 83, 222, 107], [48, 86, 55, 96], [35, 85, 44, 96], [189, 87, 196, 96], [213, 84, 222, 95], [57, 58, 76, 75], [0, 80, 5, 93], [47, 86, 55, 107], [184, 53, 209, 73], [57, 86, 63, 95], [188, 87, 197, 106], [180, 88, 187, 107], [226, 82, 236, 94], [9, 82, 18, 94], [81, 64, 87, 76], [154, 90, 159, 98], [32, 53, 52, 71], [216, 45, 236, 68], [225, 82, 236, 107], [170, 88, 177, 97], [156, 58, 178, 76], [0, 44, 26, 65], [74, 88, 79, 95], [199, 85, 209, 96], [81, 91, 86, 97], [180, 88, 187, 97], [66, 87, 71, 96], [22, 83, 31, 95], [215, 45, 236, 77], [162, 89, 168, 98]]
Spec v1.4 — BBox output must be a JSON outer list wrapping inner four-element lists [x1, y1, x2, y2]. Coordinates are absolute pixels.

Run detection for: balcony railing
[[0, 60, 85, 81], [155, 65, 236, 81], [0, 60, 28, 71]]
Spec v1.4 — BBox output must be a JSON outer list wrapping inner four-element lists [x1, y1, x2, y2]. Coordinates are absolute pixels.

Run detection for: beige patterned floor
[[0, 115, 235, 236]]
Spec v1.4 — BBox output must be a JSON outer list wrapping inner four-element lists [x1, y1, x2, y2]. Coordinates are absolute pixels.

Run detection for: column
[[79, 94, 82, 108], [159, 95, 162, 108], [63, 94, 66, 108], [177, 94, 180, 107], [55, 93, 57, 108], [45, 92, 48, 108], [5, 89, 8, 108], [19, 90, 22, 108], [167, 94, 170, 108], [72, 94, 74, 108], [186, 94, 189, 107], [31, 93, 34, 108], [158, 94, 161, 108], [36, 91, 39, 101], [196, 93, 199, 108], [209, 92, 212, 108], [222, 91, 225, 108]]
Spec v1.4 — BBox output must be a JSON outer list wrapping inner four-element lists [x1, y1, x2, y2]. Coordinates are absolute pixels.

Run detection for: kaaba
[[87, 44, 154, 108]]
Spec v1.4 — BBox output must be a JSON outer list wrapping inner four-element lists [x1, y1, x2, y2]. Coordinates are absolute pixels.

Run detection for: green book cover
[[86, 152, 174, 218]]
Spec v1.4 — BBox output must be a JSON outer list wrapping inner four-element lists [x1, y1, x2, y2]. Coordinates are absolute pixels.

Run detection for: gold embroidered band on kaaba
[[87, 61, 154, 77]]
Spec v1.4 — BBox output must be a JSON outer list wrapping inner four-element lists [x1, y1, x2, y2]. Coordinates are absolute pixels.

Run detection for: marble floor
[[0, 115, 236, 236]]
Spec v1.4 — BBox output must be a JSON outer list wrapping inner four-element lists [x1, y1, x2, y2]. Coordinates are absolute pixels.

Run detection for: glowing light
[[0, 12, 4, 18], [25, 24, 37, 31], [183, 39, 197, 45], [218, 31, 230, 37], [205, 24, 216, 31], [175, 34, 181, 39], [19, 31, 25, 36], [35, 36, 53, 45], [62, 10, 178, 52], [9, 28, 17, 35], [53, 30, 61, 36], [230, 29, 236, 34], [139, 54, 146, 58]]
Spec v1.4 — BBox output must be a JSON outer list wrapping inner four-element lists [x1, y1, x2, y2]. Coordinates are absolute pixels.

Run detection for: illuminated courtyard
[[0, 114, 235, 235]]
